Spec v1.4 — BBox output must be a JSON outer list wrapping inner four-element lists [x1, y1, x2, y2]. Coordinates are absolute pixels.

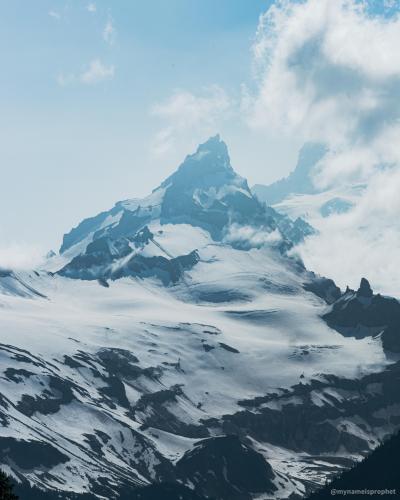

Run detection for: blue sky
[[1, 0, 295, 253], [0, 0, 398, 260]]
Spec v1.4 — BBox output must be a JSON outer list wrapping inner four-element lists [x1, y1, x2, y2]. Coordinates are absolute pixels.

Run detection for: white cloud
[[223, 224, 282, 250], [297, 168, 400, 296], [151, 86, 231, 156], [57, 59, 115, 86], [103, 18, 116, 45], [250, 0, 400, 295], [48, 10, 61, 20], [80, 59, 115, 84], [251, 0, 400, 147], [56, 72, 75, 87], [0, 243, 44, 271], [87, 3, 96, 13]]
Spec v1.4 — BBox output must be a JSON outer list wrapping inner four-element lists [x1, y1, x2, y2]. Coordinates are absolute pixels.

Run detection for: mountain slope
[[0, 269, 46, 299], [0, 239, 394, 498], [252, 143, 364, 227], [0, 137, 399, 499]]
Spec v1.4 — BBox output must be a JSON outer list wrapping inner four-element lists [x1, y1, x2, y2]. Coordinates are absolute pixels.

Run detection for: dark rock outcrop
[[204, 360, 400, 458], [176, 435, 276, 500], [59, 233, 200, 285], [0, 438, 69, 470], [323, 278, 400, 352], [308, 431, 400, 499], [303, 275, 342, 304]]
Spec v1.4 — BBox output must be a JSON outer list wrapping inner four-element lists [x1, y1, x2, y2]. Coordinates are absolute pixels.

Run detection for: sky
[[0, 0, 301, 256], [2, 0, 400, 298]]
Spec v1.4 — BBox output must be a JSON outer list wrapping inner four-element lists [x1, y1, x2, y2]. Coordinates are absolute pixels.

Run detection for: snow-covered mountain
[[0, 137, 399, 500], [252, 143, 327, 206], [57, 136, 313, 283], [252, 143, 361, 223]]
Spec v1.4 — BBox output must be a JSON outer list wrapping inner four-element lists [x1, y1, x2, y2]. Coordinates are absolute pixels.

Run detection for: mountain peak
[[357, 277, 373, 298], [160, 135, 235, 191], [252, 142, 327, 205], [196, 134, 226, 154], [59, 135, 314, 256], [295, 142, 327, 176]]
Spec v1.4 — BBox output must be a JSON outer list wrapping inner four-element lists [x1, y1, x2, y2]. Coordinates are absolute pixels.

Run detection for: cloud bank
[[0, 243, 45, 271], [151, 86, 231, 157], [250, 0, 400, 295], [223, 224, 282, 250]]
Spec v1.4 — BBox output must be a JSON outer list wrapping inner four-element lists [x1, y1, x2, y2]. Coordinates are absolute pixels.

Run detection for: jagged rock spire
[[357, 277, 373, 298]]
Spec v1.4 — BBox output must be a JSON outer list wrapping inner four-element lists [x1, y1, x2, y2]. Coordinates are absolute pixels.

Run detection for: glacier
[[0, 136, 399, 499]]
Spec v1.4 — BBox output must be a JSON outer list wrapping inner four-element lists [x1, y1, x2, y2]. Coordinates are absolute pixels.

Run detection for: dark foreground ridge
[[308, 431, 400, 499], [2, 472, 209, 500]]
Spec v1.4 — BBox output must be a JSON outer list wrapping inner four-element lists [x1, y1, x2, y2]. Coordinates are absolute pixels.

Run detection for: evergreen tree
[[0, 471, 18, 500]]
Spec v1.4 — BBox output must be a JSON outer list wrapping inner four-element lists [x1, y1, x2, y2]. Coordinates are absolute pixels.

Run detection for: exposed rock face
[[59, 229, 200, 284], [381, 324, 400, 353], [176, 435, 277, 500], [132, 385, 209, 438], [303, 274, 342, 304], [0, 437, 69, 470], [323, 278, 400, 352], [204, 360, 400, 458], [357, 277, 373, 298], [60, 209, 116, 254]]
